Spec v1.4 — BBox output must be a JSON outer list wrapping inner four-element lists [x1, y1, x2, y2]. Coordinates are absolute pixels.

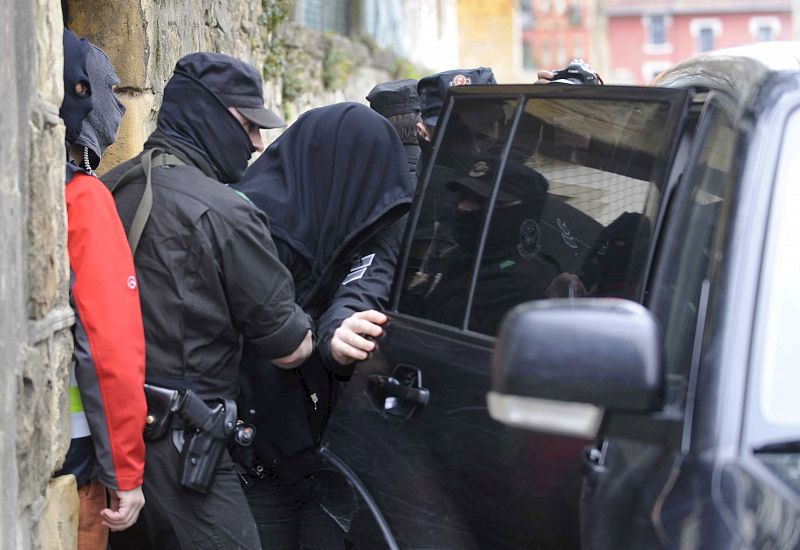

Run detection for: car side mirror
[[488, 299, 663, 439]]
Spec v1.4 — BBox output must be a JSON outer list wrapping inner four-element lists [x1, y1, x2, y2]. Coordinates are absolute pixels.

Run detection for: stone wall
[[0, 2, 417, 548], [65, 0, 412, 175], [1, 0, 78, 547]]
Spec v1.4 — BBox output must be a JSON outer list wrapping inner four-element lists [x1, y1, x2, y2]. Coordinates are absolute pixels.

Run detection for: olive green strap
[[109, 149, 184, 256]]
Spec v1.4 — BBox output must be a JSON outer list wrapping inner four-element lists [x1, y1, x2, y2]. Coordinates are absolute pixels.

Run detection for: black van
[[318, 43, 800, 549]]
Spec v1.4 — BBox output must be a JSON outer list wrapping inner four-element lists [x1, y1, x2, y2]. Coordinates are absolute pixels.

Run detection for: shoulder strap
[[108, 148, 184, 256]]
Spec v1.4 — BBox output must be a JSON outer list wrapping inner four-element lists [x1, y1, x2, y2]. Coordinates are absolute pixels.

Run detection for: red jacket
[[66, 172, 146, 491]]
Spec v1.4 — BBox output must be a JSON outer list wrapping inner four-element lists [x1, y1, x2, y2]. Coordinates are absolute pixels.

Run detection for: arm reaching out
[[330, 310, 387, 365]]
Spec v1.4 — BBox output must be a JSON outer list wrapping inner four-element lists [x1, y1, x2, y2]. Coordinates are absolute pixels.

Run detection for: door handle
[[368, 375, 430, 406], [366, 365, 430, 420]]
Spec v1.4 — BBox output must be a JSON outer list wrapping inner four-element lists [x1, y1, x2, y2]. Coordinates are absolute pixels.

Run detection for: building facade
[[521, 0, 607, 79], [606, 0, 794, 84]]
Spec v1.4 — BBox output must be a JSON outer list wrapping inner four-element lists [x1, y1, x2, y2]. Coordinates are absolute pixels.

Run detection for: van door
[[320, 85, 690, 549]]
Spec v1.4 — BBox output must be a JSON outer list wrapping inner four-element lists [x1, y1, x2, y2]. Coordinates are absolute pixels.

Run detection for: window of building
[[690, 18, 723, 54], [750, 16, 781, 42], [648, 15, 666, 45], [523, 41, 536, 71], [521, 1, 534, 30], [642, 60, 671, 84], [642, 14, 672, 54], [569, 3, 583, 26], [699, 27, 715, 52], [298, 0, 352, 35]]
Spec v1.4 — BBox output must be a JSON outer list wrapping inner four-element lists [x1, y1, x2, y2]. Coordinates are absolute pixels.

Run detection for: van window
[[400, 93, 683, 336]]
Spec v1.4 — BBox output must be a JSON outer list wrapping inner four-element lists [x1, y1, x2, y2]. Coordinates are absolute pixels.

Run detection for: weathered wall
[[2, 0, 78, 547], [65, 0, 411, 175]]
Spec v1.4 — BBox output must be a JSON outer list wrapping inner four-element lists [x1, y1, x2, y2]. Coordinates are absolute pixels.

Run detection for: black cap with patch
[[366, 79, 420, 117], [447, 158, 548, 205], [417, 67, 496, 127], [174, 52, 286, 129]]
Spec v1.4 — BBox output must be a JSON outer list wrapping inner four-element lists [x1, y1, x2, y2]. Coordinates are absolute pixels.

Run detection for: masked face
[[60, 29, 93, 144], [75, 45, 126, 169]]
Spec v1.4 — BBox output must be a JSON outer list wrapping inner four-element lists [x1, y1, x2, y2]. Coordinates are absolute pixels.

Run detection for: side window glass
[[650, 106, 735, 409], [468, 98, 675, 335], [399, 98, 519, 328]]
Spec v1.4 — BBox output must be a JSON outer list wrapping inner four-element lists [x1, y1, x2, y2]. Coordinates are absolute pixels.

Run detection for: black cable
[[318, 446, 400, 550]]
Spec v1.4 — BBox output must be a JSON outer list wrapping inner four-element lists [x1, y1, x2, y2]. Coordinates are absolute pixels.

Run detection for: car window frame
[[391, 85, 692, 339]]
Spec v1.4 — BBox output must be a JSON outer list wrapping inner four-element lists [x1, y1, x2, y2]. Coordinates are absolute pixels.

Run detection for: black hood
[[61, 29, 93, 145], [144, 67, 254, 183], [234, 102, 414, 306]]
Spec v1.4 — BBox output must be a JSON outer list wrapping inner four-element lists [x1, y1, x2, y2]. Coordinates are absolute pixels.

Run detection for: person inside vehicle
[[233, 102, 415, 549], [102, 52, 314, 550], [544, 211, 651, 300], [57, 30, 147, 548], [419, 157, 558, 335], [367, 78, 423, 182]]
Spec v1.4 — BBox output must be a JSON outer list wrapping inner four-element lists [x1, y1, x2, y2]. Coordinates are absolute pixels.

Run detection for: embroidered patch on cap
[[449, 74, 472, 86], [469, 160, 490, 178]]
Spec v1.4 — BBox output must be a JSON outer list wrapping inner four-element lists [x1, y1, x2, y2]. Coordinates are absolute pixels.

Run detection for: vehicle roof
[[653, 42, 800, 103]]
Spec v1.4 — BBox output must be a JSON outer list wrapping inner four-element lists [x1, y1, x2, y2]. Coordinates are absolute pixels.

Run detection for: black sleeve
[[317, 216, 406, 375], [222, 208, 311, 360]]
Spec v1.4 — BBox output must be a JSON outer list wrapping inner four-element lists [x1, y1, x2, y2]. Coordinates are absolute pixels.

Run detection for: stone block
[[26, 102, 69, 320], [97, 91, 155, 175], [66, 0, 150, 91], [33, 476, 79, 550]]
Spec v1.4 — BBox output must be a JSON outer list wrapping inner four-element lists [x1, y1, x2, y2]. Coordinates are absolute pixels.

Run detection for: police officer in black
[[366, 78, 422, 181], [103, 53, 314, 550]]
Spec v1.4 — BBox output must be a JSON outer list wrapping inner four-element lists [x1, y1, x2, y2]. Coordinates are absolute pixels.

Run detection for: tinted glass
[[400, 93, 681, 336], [468, 97, 673, 334], [650, 106, 735, 409], [400, 97, 519, 327]]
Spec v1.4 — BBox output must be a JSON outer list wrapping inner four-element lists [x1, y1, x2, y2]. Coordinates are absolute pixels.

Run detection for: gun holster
[[177, 394, 237, 494], [142, 384, 237, 494]]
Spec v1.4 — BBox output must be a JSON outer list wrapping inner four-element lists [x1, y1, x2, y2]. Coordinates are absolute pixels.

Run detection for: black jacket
[[234, 103, 413, 472], [103, 65, 310, 400]]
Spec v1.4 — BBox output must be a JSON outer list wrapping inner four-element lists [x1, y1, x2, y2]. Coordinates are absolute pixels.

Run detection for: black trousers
[[245, 476, 346, 550], [114, 433, 261, 550]]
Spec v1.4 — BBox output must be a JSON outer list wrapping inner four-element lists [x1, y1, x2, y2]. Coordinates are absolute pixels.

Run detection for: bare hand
[[100, 486, 145, 532], [535, 70, 555, 85], [330, 310, 387, 365]]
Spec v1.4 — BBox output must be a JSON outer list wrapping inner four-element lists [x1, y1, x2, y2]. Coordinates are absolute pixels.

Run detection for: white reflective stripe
[[342, 267, 368, 286], [342, 253, 376, 286]]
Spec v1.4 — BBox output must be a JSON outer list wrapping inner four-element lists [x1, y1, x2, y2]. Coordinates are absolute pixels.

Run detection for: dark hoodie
[[102, 53, 311, 400], [233, 103, 414, 469]]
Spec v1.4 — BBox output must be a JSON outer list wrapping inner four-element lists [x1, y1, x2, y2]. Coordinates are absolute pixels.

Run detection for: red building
[[521, 0, 600, 77], [606, 0, 793, 84]]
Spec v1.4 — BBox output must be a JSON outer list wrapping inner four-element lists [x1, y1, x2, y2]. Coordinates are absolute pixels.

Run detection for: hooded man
[[233, 102, 414, 549], [57, 32, 147, 549], [102, 52, 314, 549]]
